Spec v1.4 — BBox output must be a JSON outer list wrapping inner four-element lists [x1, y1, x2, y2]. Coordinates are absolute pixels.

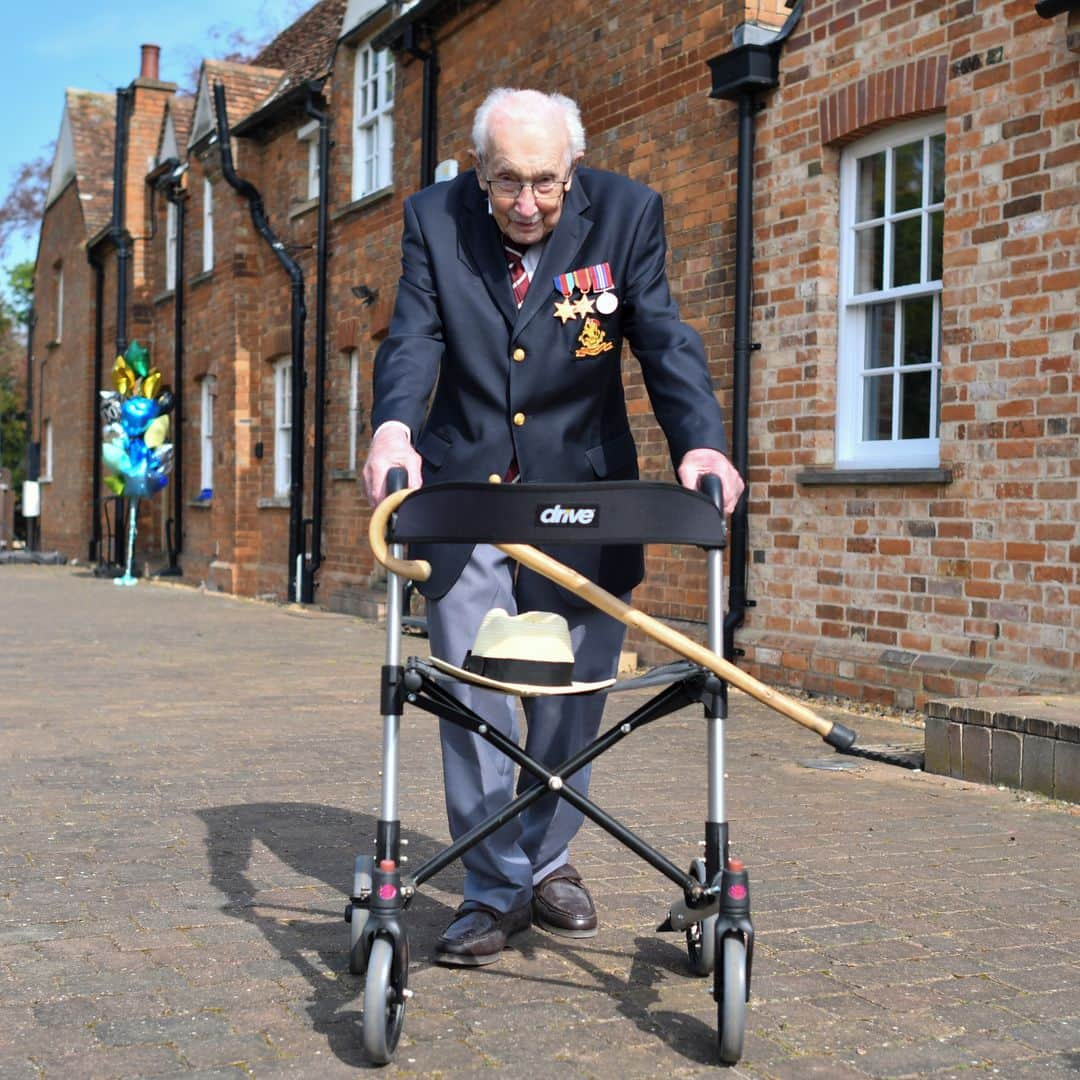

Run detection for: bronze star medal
[[572, 292, 595, 318], [553, 271, 577, 323]]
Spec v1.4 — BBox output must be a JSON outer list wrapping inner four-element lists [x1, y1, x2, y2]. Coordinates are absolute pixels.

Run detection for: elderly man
[[364, 88, 743, 967]]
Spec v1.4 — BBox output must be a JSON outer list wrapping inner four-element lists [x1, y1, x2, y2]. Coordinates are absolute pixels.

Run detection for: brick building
[[30, 0, 1079, 708]]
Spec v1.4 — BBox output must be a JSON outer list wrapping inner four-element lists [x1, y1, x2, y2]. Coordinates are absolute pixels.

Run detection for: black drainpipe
[[404, 24, 438, 187], [157, 166, 186, 576], [303, 84, 330, 602], [105, 85, 134, 570], [111, 88, 133, 361], [23, 307, 37, 550], [708, 2, 802, 663], [213, 81, 308, 603], [86, 248, 104, 562]]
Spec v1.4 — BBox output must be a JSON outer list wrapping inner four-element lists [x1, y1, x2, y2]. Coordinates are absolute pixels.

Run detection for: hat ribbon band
[[462, 653, 575, 686]]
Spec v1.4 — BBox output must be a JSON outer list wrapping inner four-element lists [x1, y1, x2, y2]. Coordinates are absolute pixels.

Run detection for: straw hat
[[428, 608, 616, 697]]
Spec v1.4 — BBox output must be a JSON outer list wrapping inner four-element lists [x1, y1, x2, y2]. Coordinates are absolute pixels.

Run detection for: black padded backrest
[[389, 481, 726, 549]]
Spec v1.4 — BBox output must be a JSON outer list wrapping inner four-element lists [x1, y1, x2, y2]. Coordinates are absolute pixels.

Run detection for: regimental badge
[[575, 318, 615, 357]]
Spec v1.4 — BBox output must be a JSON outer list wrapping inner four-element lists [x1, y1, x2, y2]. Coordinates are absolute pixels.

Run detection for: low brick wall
[[925, 696, 1080, 803]]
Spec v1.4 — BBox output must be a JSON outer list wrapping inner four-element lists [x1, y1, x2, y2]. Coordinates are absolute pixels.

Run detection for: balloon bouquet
[[100, 341, 174, 586]]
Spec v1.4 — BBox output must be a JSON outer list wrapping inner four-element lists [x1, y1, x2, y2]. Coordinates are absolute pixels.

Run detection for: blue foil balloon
[[121, 396, 160, 437], [102, 442, 131, 476]]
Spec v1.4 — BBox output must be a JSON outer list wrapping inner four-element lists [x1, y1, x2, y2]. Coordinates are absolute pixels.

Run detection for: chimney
[[140, 44, 161, 81]]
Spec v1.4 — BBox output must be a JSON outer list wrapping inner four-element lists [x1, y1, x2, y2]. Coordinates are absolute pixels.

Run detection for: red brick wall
[[43, 0, 1079, 709], [33, 182, 95, 559], [728, 0, 1079, 705]]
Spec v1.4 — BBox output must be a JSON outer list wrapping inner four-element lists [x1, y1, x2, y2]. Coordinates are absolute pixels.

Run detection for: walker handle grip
[[387, 466, 409, 495], [368, 487, 432, 582], [697, 473, 728, 546]]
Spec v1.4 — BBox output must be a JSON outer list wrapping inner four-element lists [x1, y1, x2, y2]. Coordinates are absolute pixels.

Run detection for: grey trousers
[[425, 544, 627, 913]]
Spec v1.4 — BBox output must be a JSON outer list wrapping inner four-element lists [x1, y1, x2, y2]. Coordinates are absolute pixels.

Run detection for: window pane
[[892, 216, 922, 286], [900, 369, 932, 439], [929, 210, 943, 282], [862, 373, 893, 441], [856, 151, 885, 221], [901, 296, 934, 366], [855, 225, 883, 293], [930, 133, 945, 204], [864, 302, 895, 370], [893, 139, 924, 213]]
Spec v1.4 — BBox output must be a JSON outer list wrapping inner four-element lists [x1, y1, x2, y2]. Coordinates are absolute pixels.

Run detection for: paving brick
[[1, 567, 1077, 1076]]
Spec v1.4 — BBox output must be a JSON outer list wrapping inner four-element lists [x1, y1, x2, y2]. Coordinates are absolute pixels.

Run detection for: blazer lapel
[[458, 177, 518, 329], [515, 179, 593, 332]]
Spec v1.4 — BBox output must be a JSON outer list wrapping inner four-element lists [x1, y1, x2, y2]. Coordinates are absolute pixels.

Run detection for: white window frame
[[836, 115, 945, 470], [165, 200, 178, 291], [346, 349, 360, 471], [298, 119, 320, 201], [200, 375, 216, 494], [41, 418, 54, 481], [273, 358, 292, 497], [351, 41, 394, 201], [54, 264, 63, 342], [202, 177, 214, 273]]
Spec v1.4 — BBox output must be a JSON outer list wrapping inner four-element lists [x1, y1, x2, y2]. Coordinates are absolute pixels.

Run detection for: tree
[[0, 261, 32, 512], [0, 154, 49, 262]]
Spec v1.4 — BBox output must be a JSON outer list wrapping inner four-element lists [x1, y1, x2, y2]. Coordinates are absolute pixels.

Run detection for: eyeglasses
[[483, 173, 573, 199]]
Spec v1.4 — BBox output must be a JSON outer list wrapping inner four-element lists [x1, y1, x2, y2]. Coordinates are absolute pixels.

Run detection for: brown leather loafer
[[532, 863, 598, 938], [434, 901, 532, 966]]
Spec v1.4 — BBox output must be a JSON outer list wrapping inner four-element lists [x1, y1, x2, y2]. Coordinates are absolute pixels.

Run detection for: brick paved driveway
[[1, 566, 1078, 1078]]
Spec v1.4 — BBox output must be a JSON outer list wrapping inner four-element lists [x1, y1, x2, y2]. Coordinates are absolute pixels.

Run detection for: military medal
[[590, 262, 618, 314], [553, 271, 578, 324]]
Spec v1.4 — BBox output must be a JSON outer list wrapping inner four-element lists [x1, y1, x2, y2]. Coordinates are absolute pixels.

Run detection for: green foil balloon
[[125, 340, 151, 378]]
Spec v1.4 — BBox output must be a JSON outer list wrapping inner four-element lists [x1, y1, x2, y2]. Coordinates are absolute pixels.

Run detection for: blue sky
[[1, 0, 311, 278]]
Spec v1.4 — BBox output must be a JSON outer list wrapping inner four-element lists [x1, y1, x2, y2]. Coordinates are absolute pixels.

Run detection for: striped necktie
[[503, 238, 530, 307]]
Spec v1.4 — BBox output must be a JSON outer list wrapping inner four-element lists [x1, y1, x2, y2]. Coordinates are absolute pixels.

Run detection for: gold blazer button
[[513, 412, 526, 426], [512, 347, 526, 362]]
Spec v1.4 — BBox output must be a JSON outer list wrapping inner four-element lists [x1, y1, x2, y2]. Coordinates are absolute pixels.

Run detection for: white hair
[[471, 88, 587, 164]]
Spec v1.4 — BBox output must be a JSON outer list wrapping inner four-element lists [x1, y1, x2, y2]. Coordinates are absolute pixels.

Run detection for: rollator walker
[[349, 469, 856, 1065]]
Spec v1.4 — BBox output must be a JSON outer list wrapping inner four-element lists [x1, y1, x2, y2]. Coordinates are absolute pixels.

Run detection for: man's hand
[[676, 448, 744, 515], [363, 423, 423, 506]]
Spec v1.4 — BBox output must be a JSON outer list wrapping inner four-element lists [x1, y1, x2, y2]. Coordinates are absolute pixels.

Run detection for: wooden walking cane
[[369, 488, 856, 749]]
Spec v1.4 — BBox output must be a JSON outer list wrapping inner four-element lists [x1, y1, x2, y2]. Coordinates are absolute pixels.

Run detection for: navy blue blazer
[[372, 166, 728, 599]]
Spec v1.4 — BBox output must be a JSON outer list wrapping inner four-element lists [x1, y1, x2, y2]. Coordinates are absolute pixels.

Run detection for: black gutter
[[403, 24, 438, 187], [371, 0, 478, 51], [159, 166, 186, 576], [1035, 0, 1080, 16], [86, 247, 104, 562], [707, 2, 802, 663], [213, 81, 309, 603], [303, 85, 330, 601]]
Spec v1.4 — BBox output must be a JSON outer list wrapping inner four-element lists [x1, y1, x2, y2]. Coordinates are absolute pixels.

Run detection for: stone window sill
[[331, 468, 358, 481], [331, 185, 394, 222], [190, 269, 214, 288], [257, 495, 291, 509], [289, 196, 320, 220], [797, 467, 953, 486]]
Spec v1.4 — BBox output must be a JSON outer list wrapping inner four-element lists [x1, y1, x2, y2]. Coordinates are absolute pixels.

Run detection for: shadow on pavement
[[197, 801, 455, 1069]]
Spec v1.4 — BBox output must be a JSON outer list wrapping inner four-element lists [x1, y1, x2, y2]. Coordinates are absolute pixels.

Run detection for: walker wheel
[[363, 935, 408, 1065], [685, 858, 716, 976], [716, 933, 747, 1064], [348, 855, 374, 975]]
